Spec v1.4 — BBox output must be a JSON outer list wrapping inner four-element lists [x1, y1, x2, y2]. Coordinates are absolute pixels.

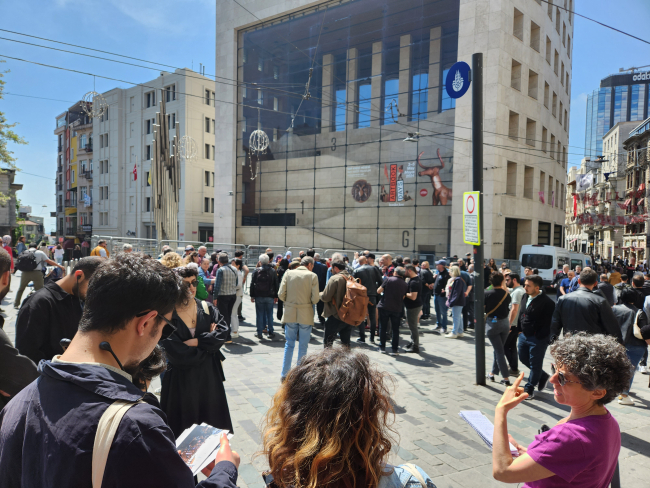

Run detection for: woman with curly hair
[[492, 333, 633, 487], [160, 251, 184, 269], [260, 347, 435, 488]]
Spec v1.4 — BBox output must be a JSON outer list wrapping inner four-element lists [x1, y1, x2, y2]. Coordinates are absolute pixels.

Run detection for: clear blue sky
[[0, 0, 649, 232]]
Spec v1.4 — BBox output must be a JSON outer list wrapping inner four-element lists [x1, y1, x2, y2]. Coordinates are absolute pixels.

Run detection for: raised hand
[[496, 372, 528, 413]]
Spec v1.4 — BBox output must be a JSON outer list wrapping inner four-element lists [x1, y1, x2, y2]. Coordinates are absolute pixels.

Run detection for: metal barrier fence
[[245, 245, 287, 266]]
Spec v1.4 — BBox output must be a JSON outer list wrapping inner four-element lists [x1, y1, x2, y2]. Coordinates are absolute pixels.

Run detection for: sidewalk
[[4, 277, 650, 487]]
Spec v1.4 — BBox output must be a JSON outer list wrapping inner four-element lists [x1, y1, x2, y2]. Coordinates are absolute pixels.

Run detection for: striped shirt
[[214, 264, 239, 296]]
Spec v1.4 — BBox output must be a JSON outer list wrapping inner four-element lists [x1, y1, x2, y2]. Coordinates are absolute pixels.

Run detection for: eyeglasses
[[187, 280, 198, 287], [136, 310, 177, 340], [550, 363, 582, 386]]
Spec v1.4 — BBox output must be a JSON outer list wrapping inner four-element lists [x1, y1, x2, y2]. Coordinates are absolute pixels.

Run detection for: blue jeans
[[451, 306, 464, 335], [434, 295, 448, 331], [518, 333, 550, 392], [624, 344, 648, 395], [281, 323, 312, 378], [255, 297, 274, 335]]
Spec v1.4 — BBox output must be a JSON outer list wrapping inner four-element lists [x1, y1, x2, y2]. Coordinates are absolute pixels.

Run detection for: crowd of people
[[0, 242, 648, 487]]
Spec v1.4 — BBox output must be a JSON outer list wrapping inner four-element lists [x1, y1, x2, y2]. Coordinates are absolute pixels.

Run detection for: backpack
[[254, 266, 273, 296], [336, 276, 369, 327], [15, 249, 38, 272]]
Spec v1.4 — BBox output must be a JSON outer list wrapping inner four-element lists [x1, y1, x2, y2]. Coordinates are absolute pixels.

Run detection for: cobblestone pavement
[[4, 275, 650, 487]]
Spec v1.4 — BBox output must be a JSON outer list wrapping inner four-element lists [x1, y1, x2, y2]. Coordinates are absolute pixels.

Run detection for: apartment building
[[92, 69, 217, 241], [54, 102, 93, 245], [214, 0, 573, 259]]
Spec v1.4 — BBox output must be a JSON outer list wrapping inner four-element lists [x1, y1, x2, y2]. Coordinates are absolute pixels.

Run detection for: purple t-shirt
[[524, 412, 620, 488]]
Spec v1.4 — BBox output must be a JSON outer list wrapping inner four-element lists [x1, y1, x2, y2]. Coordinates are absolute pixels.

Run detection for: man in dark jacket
[[550, 268, 623, 343], [419, 261, 435, 320], [250, 253, 279, 339], [433, 260, 450, 333], [353, 255, 383, 343], [15, 257, 103, 364], [0, 253, 240, 488], [596, 273, 616, 307], [631, 272, 650, 309], [321, 261, 352, 347], [516, 275, 556, 399], [312, 252, 328, 326], [377, 267, 409, 355]]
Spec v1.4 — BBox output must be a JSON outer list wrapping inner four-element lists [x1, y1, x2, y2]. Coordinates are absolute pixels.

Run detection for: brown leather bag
[[334, 277, 369, 327]]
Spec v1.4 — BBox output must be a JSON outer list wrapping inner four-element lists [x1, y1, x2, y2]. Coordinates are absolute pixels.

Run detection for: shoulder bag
[[402, 463, 429, 487], [633, 309, 645, 340], [92, 399, 143, 488], [484, 289, 508, 322]]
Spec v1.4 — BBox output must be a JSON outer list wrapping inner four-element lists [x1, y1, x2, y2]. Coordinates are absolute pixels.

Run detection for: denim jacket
[[377, 464, 436, 488]]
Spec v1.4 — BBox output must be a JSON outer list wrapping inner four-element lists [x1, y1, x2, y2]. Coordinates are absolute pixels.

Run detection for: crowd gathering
[[0, 238, 648, 488]]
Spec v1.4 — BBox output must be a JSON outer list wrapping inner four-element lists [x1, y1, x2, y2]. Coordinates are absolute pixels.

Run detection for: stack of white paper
[[459, 411, 518, 456], [175, 423, 233, 475]]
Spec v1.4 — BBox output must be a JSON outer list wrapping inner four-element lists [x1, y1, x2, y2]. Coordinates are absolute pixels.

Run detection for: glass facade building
[[585, 72, 650, 158], [235, 0, 460, 253]]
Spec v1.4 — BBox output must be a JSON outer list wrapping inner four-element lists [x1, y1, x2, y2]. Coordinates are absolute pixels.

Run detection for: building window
[[146, 172, 150, 186], [506, 162, 517, 196], [146, 145, 151, 160], [273, 65, 279, 79], [631, 84, 645, 121], [205, 144, 210, 159], [544, 82, 550, 108], [550, 134, 556, 159], [205, 117, 210, 133], [613, 85, 629, 125], [509, 111, 519, 140], [555, 7, 561, 33], [511, 59, 521, 91], [273, 97, 279, 111], [552, 92, 557, 117], [211, 198, 215, 213], [561, 62, 565, 85], [205, 89, 211, 105], [335, 88, 347, 131], [205, 171, 210, 186], [71, 169, 75, 184], [538, 222, 551, 245], [146, 197, 151, 212], [257, 88, 263, 105], [524, 166, 534, 199], [547, 0, 553, 20], [565, 72, 569, 94], [204, 197, 210, 213], [542, 127, 548, 152], [146, 119, 152, 134], [513, 8, 523, 41], [567, 35, 571, 57], [530, 22, 540, 52], [559, 101, 564, 126], [165, 84, 176, 102], [554, 50, 559, 75], [528, 69, 538, 99], [411, 73, 428, 121], [146, 91, 156, 108], [546, 37, 551, 64], [562, 22, 566, 46], [526, 119, 536, 147], [212, 119, 215, 134]]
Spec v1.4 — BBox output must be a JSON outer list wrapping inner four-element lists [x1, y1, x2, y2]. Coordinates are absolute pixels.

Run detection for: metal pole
[[472, 53, 486, 386]]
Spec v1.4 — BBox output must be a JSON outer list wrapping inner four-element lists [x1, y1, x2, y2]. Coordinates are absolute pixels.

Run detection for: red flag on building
[[538, 191, 545, 204], [133, 163, 138, 181], [573, 194, 578, 217]]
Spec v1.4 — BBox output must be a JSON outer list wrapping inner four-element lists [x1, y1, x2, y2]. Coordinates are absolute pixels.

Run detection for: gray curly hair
[[550, 333, 633, 406]]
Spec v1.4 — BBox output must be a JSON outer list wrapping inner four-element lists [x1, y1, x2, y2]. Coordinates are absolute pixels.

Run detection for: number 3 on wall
[[402, 230, 410, 248], [331, 137, 336, 151]]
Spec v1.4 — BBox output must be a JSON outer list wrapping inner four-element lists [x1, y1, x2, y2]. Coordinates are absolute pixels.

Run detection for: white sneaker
[[231, 331, 239, 339], [445, 333, 459, 339], [618, 395, 634, 406], [457, 333, 465, 337], [639, 365, 649, 375]]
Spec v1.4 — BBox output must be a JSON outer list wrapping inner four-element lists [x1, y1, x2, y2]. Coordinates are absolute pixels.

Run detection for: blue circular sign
[[445, 61, 471, 99]]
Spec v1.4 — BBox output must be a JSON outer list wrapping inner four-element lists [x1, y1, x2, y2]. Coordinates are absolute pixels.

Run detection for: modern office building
[[214, 0, 573, 259], [584, 70, 650, 159], [90, 69, 217, 242]]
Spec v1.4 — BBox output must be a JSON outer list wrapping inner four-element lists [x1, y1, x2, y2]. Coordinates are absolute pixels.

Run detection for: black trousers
[[324, 316, 351, 347], [463, 296, 474, 328], [216, 295, 237, 335], [316, 300, 325, 324], [359, 298, 377, 341], [378, 308, 401, 352], [422, 290, 432, 316], [504, 328, 519, 371]]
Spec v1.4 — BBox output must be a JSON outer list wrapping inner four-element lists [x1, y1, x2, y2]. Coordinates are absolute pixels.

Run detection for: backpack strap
[[402, 464, 428, 487], [92, 399, 143, 488], [201, 300, 210, 316]]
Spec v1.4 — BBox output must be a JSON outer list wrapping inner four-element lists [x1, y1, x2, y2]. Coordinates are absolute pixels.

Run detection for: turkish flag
[[573, 194, 578, 217], [133, 163, 138, 181]]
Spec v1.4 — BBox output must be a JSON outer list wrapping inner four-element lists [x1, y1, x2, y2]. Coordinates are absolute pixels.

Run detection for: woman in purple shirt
[[492, 333, 633, 487]]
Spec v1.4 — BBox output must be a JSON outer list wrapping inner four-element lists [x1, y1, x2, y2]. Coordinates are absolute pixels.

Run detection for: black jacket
[[420, 268, 435, 294], [249, 264, 279, 298], [353, 264, 383, 296], [612, 303, 648, 348], [0, 326, 38, 410], [433, 269, 450, 296], [596, 282, 616, 307], [517, 292, 556, 339], [312, 261, 327, 291], [15, 281, 83, 364], [551, 287, 623, 342], [0, 360, 238, 488], [160, 298, 233, 438]]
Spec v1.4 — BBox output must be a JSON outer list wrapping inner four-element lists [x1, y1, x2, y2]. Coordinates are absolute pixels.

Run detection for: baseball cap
[[466, 253, 471, 256], [185, 245, 195, 251], [436, 259, 447, 265]]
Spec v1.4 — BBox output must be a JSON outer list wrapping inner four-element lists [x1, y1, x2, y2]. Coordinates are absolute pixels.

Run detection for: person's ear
[[590, 388, 606, 402], [1, 270, 10, 286], [135, 311, 158, 337]]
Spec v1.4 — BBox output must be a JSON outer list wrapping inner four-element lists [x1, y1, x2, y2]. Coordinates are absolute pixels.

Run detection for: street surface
[[3, 274, 650, 487]]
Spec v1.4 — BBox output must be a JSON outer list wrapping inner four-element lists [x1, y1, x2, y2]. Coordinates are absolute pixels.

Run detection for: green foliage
[[0, 60, 28, 205]]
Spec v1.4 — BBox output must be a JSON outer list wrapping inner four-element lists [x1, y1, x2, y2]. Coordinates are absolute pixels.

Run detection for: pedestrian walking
[[485, 273, 512, 385], [419, 261, 435, 320], [516, 275, 555, 400], [445, 266, 466, 339], [277, 256, 320, 380], [53, 244, 65, 265], [504, 272, 525, 374], [212, 252, 239, 340], [552, 264, 569, 298], [353, 254, 383, 343], [597, 273, 616, 306], [89, 239, 109, 258], [234, 250, 249, 321], [321, 261, 353, 347], [312, 253, 328, 326], [403, 264, 423, 353], [15, 235, 26, 256], [459, 265, 473, 330], [229, 258, 244, 340], [376, 267, 408, 355], [250, 253, 279, 339], [275, 258, 290, 321], [432, 260, 450, 333], [551, 268, 622, 342], [13, 242, 65, 310]]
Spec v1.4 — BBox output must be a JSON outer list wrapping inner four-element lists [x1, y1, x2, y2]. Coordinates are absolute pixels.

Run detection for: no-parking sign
[[463, 191, 480, 246]]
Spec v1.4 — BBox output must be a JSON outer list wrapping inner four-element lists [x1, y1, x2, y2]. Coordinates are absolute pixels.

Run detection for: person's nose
[[549, 372, 560, 386]]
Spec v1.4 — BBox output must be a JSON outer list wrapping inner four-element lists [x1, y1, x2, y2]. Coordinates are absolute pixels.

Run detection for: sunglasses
[[136, 310, 177, 340], [550, 363, 581, 386], [187, 280, 198, 288]]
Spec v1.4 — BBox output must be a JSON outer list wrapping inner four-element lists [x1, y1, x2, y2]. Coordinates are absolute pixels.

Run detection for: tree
[[0, 60, 27, 204]]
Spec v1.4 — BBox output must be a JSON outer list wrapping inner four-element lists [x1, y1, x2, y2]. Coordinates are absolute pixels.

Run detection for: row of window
[[505, 161, 565, 209], [204, 171, 215, 187], [508, 111, 567, 167], [204, 144, 216, 160], [204, 197, 215, 214], [98, 133, 109, 148], [144, 84, 176, 108]]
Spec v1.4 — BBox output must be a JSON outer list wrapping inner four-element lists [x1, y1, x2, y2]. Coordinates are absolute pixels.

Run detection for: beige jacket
[[278, 266, 320, 325]]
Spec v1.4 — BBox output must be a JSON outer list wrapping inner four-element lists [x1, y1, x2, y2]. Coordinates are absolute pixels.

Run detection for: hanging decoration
[[179, 135, 197, 162], [151, 91, 181, 241], [247, 104, 269, 181], [81, 91, 108, 119]]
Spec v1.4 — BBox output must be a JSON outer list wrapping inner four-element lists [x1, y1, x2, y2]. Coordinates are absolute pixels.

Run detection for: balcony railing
[[64, 199, 77, 208], [65, 227, 76, 235], [57, 165, 62, 173], [57, 205, 63, 212], [57, 184, 62, 191], [85, 143, 93, 152], [80, 170, 93, 180]]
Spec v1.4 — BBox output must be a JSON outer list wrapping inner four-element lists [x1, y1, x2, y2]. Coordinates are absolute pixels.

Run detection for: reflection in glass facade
[[585, 79, 649, 158], [236, 0, 460, 253]]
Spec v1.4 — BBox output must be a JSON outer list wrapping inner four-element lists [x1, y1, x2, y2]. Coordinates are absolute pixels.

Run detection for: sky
[[0, 0, 649, 233]]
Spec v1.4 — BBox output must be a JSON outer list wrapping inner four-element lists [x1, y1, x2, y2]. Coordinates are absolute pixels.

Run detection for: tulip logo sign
[[445, 61, 471, 99]]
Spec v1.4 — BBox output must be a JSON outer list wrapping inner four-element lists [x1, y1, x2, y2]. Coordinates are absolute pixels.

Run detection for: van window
[[570, 259, 581, 270], [585, 259, 591, 267], [557, 257, 568, 268], [521, 254, 553, 269]]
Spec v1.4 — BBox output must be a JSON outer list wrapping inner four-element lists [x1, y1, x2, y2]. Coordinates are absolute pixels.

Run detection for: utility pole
[[472, 53, 486, 386]]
